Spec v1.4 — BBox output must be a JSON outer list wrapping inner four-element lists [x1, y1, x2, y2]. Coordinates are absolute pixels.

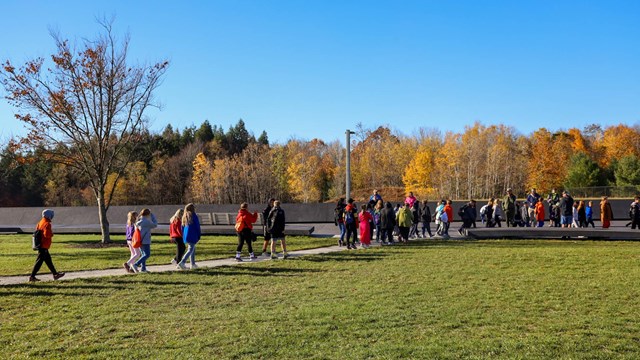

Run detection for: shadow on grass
[[95, 266, 325, 287], [0, 282, 126, 296], [302, 252, 389, 263]]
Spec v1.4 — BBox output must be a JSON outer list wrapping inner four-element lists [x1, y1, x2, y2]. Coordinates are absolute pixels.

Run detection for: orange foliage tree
[[0, 21, 168, 243]]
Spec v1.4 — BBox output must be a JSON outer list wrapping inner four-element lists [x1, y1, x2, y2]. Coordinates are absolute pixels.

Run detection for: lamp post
[[345, 129, 355, 201]]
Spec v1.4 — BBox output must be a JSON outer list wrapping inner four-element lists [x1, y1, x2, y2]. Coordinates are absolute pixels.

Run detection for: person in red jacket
[[29, 209, 65, 282], [169, 208, 184, 265], [236, 203, 259, 261]]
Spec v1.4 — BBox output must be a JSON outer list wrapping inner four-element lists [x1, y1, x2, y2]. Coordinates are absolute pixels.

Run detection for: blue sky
[[1, 0, 639, 144]]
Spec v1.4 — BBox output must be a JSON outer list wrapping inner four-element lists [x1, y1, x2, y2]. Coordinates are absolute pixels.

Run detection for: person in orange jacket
[[535, 198, 546, 227], [29, 209, 65, 282], [443, 200, 454, 236], [235, 202, 259, 261]]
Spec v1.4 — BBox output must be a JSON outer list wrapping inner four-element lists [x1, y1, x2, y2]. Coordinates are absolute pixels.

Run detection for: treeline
[[1, 121, 640, 207]]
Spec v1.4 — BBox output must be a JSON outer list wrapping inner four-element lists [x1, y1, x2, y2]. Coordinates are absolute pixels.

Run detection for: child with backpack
[[343, 199, 358, 249], [124, 211, 140, 273], [29, 209, 65, 282], [132, 209, 158, 273]]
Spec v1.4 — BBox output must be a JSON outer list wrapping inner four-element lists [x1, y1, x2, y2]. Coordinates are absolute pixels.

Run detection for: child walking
[[177, 204, 201, 270], [124, 211, 140, 273], [358, 204, 373, 248], [169, 209, 185, 265], [132, 208, 158, 273]]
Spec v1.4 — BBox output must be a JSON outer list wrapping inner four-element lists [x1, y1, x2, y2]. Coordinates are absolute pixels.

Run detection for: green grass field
[[0, 234, 337, 276], [2, 239, 640, 359]]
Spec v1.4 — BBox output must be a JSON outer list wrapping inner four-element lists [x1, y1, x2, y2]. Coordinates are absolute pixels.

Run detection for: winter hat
[[42, 209, 54, 220]]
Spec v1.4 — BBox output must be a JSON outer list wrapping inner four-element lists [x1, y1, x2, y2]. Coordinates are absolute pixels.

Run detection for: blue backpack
[[345, 210, 355, 224]]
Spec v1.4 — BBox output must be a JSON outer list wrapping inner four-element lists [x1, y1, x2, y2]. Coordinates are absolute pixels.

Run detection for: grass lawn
[[0, 234, 337, 276], [2, 239, 640, 359]]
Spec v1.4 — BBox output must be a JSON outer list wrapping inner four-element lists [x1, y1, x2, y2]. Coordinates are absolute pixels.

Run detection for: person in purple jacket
[[177, 203, 201, 270], [124, 211, 140, 273]]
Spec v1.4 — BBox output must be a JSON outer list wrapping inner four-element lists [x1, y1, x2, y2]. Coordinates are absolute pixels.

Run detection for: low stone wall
[[0, 199, 634, 229]]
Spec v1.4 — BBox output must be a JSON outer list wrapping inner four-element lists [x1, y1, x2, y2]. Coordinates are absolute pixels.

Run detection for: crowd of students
[[334, 189, 640, 248], [28, 200, 289, 281]]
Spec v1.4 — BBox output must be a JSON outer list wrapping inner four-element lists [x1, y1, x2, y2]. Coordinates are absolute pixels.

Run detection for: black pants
[[399, 226, 410, 241], [586, 218, 595, 228], [506, 213, 514, 227], [345, 224, 357, 245], [381, 227, 394, 242], [237, 229, 254, 254], [459, 219, 472, 231], [409, 223, 419, 237], [31, 248, 58, 277], [632, 219, 640, 230], [421, 222, 432, 237], [172, 237, 185, 263]]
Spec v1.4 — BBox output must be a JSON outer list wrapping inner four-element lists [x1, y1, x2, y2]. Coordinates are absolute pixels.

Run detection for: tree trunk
[[97, 193, 111, 243]]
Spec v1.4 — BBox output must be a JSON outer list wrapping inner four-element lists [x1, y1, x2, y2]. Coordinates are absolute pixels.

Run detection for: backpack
[[131, 228, 142, 249], [235, 219, 246, 233], [458, 205, 467, 217], [344, 210, 355, 225], [32, 229, 42, 251], [480, 205, 487, 216]]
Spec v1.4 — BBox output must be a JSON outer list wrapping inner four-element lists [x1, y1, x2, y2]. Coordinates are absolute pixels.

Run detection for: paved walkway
[[0, 243, 359, 286]]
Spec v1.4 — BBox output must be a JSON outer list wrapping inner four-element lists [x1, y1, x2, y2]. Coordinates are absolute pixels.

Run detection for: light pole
[[345, 129, 355, 201]]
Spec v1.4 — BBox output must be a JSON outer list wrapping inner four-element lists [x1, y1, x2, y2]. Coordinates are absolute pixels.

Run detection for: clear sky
[[1, 0, 639, 144]]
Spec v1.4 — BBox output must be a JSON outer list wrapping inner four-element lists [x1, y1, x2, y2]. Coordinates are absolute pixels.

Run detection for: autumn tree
[[189, 152, 215, 204], [600, 125, 640, 167], [0, 21, 168, 242]]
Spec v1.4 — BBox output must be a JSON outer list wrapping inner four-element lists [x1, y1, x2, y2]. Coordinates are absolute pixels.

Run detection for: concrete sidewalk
[[0, 244, 354, 286]]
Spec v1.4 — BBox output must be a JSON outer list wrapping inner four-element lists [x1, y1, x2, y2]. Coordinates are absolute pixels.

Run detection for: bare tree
[[1, 21, 168, 243]]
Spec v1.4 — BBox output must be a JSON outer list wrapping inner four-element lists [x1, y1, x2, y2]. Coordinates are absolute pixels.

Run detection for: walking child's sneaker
[[53, 272, 65, 280], [250, 254, 258, 260], [271, 254, 278, 260], [177, 263, 187, 270], [190, 264, 198, 270], [283, 252, 290, 259], [171, 258, 177, 265], [123, 262, 131, 273], [235, 257, 243, 262], [28, 277, 40, 282]]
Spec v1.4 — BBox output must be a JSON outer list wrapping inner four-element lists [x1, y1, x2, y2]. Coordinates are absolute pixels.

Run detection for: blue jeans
[[179, 243, 196, 265], [338, 223, 346, 242], [135, 244, 151, 270]]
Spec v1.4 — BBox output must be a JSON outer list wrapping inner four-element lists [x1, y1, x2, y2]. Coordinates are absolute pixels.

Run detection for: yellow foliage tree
[[402, 145, 436, 199], [600, 124, 640, 167], [189, 152, 214, 204]]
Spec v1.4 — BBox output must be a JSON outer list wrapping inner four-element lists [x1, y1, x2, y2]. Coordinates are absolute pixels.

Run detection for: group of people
[[28, 200, 290, 281], [333, 189, 640, 248], [123, 200, 289, 272], [334, 191, 449, 248]]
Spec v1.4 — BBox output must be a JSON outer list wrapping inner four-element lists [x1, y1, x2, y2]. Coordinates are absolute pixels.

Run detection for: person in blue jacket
[[177, 203, 201, 270]]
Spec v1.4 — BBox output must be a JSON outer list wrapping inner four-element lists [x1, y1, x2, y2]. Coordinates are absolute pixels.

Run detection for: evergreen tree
[[195, 120, 214, 143], [564, 153, 602, 189], [257, 130, 269, 146], [615, 155, 640, 186]]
